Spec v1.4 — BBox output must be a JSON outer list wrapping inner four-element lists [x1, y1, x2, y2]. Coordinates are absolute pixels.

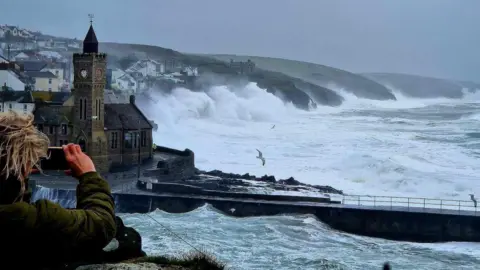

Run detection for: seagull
[[229, 208, 236, 213], [470, 194, 477, 208], [271, 124, 275, 129], [256, 149, 265, 166]]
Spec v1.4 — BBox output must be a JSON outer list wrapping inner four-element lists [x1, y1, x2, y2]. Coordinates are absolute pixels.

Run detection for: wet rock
[[278, 177, 301, 186], [75, 263, 171, 270], [256, 175, 276, 183]]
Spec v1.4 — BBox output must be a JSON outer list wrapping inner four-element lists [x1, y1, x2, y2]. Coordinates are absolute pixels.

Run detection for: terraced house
[[33, 23, 154, 173]]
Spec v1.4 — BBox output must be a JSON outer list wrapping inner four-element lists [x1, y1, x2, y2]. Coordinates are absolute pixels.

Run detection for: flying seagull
[[271, 124, 275, 129], [470, 194, 477, 208], [256, 149, 265, 166]]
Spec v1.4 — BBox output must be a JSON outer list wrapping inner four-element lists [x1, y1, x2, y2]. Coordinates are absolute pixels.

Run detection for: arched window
[[83, 99, 87, 120], [124, 132, 133, 149], [95, 98, 102, 121], [79, 98, 83, 119]]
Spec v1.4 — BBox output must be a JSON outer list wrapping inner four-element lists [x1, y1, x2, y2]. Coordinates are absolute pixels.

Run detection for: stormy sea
[[39, 83, 480, 269]]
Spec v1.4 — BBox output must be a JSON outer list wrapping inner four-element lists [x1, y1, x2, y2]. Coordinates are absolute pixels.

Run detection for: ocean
[[43, 83, 480, 269]]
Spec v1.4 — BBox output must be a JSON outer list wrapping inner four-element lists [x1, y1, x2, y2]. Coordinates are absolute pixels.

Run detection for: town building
[[0, 90, 35, 114], [0, 60, 35, 90], [25, 70, 59, 91], [33, 22, 154, 173], [228, 59, 255, 74]]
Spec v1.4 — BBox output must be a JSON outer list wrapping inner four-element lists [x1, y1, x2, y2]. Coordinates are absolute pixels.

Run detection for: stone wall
[[106, 129, 153, 171], [143, 146, 195, 182], [112, 192, 480, 243], [33, 186, 480, 243], [136, 181, 335, 204]]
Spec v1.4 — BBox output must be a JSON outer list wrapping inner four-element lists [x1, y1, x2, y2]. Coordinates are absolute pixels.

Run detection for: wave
[[122, 203, 480, 270], [321, 85, 480, 111], [138, 82, 480, 121]]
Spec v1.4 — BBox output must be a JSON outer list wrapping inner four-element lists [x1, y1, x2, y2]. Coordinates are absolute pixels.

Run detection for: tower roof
[[83, 25, 98, 53]]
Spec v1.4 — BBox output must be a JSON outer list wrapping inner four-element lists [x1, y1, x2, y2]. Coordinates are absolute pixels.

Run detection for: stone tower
[[71, 21, 109, 173]]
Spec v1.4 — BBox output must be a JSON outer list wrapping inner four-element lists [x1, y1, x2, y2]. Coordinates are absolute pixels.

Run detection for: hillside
[[205, 54, 397, 101], [362, 73, 480, 98], [97, 43, 345, 109]]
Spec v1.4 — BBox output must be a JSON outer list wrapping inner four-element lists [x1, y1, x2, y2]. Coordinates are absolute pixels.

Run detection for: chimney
[[129, 95, 135, 104]]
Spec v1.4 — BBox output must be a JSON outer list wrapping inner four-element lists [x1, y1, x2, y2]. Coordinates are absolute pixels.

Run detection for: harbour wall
[[31, 184, 480, 243]]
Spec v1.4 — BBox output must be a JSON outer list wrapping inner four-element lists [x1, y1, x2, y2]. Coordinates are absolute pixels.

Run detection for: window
[[49, 125, 54, 134], [133, 132, 138, 148], [95, 99, 101, 120], [8, 104, 12, 111], [0, 104, 3, 112], [83, 99, 87, 120], [79, 98, 87, 120], [55, 70, 59, 76], [61, 124, 67, 135], [124, 132, 132, 149], [141, 130, 147, 147], [110, 132, 118, 149], [79, 98, 83, 119], [48, 88, 52, 91], [23, 104, 27, 113], [48, 78, 52, 84]]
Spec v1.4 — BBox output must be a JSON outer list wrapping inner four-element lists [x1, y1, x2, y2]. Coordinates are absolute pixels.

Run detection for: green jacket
[[0, 172, 116, 268]]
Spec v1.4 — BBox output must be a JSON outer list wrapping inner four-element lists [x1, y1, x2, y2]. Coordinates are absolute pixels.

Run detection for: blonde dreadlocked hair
[[0, 111, 49, 184]]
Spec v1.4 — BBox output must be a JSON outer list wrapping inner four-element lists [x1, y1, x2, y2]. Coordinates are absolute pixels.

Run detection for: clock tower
[[71, 19, 109, 173]]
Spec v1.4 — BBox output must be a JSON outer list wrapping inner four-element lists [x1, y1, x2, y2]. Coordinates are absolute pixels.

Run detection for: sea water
[[62, 83, 480, 269]]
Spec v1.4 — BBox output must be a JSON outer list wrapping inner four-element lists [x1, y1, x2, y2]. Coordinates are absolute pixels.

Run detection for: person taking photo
[[0, 112, 116, 268]]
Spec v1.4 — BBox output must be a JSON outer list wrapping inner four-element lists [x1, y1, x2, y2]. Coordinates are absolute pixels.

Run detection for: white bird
[[256, 149, 265, 166], [229, 208, 236, 213], [470, 194, 477, 208]]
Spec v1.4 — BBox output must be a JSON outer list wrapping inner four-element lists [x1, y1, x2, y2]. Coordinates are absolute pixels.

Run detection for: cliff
[[207, 54, 397, 101], [99, 42, 341, 110], [362, 72, 480, 99]]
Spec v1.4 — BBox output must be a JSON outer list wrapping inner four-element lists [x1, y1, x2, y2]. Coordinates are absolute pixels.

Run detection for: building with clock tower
[[71, 22, 109, 173], [32, 21, 155, 174]]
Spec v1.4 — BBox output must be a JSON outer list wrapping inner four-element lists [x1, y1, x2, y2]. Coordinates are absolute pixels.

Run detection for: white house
[[38, 51, 64, 61], [126, 59, 164, 77], [0, 91, 35, 115], [0, 70, 25, 91], [67, 41, 80, 49], [111, 68, 126, 82], [13, 52, 31, 61], [0, 54, 8, 63], [115, 73, 138, 93], [182, 66, 199, 76]]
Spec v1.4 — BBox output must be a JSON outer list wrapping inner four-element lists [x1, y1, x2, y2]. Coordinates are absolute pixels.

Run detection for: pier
[[32, 179, 480, 244]]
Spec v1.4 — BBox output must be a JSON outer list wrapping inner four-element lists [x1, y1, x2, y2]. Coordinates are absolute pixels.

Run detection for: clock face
[[80, 69, 88, 78], [95, 68, 103, 78]]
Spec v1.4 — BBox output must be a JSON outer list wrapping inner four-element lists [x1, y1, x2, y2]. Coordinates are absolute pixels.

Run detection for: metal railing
[[339, 194, 479, 215]]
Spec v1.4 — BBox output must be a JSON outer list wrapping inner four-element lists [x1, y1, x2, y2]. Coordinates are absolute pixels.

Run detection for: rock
[[256, 175, 276, 183], [76, 263, 162, 270], [278, 177, 301, 186]]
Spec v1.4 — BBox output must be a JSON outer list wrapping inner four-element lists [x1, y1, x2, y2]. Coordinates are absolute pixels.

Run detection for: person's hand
[[63, 143, 96, 178]]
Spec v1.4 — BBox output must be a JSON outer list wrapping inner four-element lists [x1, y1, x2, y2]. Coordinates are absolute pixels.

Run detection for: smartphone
[[40, 147, 69, 171]]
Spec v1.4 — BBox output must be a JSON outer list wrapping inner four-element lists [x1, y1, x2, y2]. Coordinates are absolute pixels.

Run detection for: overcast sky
[[1, 0, 479, 81]]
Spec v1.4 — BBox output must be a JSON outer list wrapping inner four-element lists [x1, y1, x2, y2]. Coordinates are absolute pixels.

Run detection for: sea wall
[[32, 186, 480, 243], [136, 181, 335, 203], [144, 146, 195, 181]]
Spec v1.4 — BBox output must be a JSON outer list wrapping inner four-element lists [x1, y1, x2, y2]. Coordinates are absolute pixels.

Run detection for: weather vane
[[88, 14, 94, 25]]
